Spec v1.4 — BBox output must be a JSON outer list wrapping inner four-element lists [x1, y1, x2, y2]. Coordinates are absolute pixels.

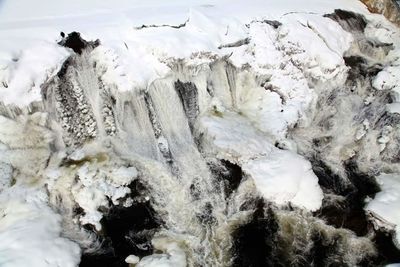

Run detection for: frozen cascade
[[40, 43, 385, 266], [1, 7, 400, 267], [40, 40, 242, 266], [116, 91, 161, 159]]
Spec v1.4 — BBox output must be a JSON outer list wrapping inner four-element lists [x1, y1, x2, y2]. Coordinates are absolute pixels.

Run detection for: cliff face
[[361, 0, 400, 26]]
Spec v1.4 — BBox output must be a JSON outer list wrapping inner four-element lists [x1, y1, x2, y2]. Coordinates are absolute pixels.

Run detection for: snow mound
[[243, 150, 323, 211], [367, 173, 400, 247], [200, 112, 323, 211], [0, 187, 80, 267]]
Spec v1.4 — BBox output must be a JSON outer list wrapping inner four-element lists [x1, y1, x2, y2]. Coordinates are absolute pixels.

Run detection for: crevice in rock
[[143, 92, 178, 174], [134, 19, 189, 30], [218, 38, 250, 49]]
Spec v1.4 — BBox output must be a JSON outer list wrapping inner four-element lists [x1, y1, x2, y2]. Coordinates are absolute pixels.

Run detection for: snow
[[199, 112, 323, 211], [47, 158, 138, 231], [367, 15, 400, 115], [242, 150, 323, 211], [136, 238, 186, 267], [373, 66, 400, 98], [367, 173, 400, 248], [0, 0, 367, 107], [0, 187, 81, 267], [125, 255, 140, 264], [277, 14, 352, 83], [387, 102, 400, 114]]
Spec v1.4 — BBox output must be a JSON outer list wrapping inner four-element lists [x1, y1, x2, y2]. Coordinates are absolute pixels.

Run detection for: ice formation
[[0, 0, 400, 266]]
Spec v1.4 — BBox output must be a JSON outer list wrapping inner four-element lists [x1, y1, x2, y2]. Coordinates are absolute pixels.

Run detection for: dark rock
[[58, 31, 100, 54], [344, 56, 383, 80], [218, 38, 250, 49], [174, 80, 199, 131], [209, 159, 243, 197], [56, 57, 72, 79], [312, 158, 380, 236], [373, 228, 400, 264], [324, 9, 367, 33], [310, 158, 350, 195], [232, 199, 281, 267], [344, 159, 380, 199], [263, 20, 282, 29], [79, 180, 162, 267]]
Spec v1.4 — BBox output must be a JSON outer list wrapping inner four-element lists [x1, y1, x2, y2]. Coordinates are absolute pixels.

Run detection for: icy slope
[[0, 0, 400, 266]]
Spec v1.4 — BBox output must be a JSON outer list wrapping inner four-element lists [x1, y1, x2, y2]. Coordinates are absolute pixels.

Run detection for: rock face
[[360, 0, 400, 26]]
